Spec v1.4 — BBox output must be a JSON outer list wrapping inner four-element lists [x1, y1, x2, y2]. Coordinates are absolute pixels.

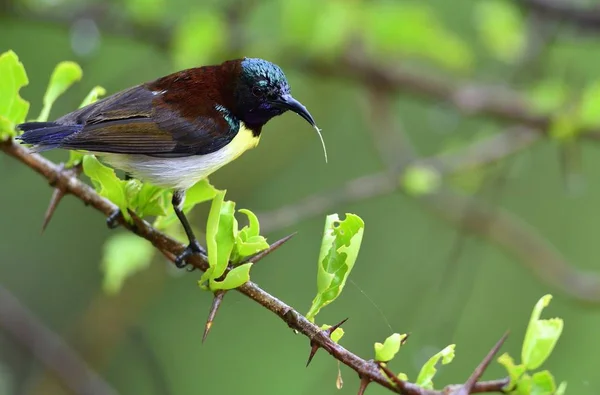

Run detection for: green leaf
[[238, 209, 260, 237], [577, 80, 600, 128], [281, 0, 355, 57], [209, 262, 253, 290], [416, 344, 456, 390], [402, 165, 441, 196], [82, 155, 129, 220], [516, 374, 533, 395], [172, 10, 226, 69], [153, 179, 218, 230], [530, 370, 556, 395], [320, 324, 345, 343], [232, 208, 269, 263], [555, 381, 567, 395], [101, 233, 155, 294], [549, 110, 579, 142], [310, 0, 355, 56], [79, 86, 106, 108], [124, 0, 165, 23], [497, 352, 526, 390], [0, 50, 29, 140], [126, 180, 169, 218], [521, 294, 564, 370], [306, 213, 364, 322], [528, 80, 568, 115], [374, 333, 406, 362], [38, 61, 82, 122], [475, 0, 525, 63], [364, 3, 472, 72], [199, 191, 236, 289]]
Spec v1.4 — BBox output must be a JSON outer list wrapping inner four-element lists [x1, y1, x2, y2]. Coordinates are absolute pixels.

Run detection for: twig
[[454, 332, 510, 395], [1, 139, 510, 394], [304, 52, 600, 142], [518, 0, 600, 31], [0, 284, 118, 395]]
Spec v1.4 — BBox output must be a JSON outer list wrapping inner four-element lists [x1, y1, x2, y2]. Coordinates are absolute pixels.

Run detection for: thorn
[[357, 376, 370, 395], [454, 331, 510, 395], [42, 187, 66, 232], [238, 232, 297, 265], [306, 317, 348, 367], [326, 317, 348, 336], [306, 341, 319, 367], [41, 163, 82, 232], [203, 290, 226, 343]]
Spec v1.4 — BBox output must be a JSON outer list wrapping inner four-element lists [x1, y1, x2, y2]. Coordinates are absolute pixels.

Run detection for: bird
[[16, 57, 326, 268]]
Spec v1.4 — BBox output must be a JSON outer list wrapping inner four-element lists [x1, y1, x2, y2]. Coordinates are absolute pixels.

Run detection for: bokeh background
[[1, 0, 600, 394]]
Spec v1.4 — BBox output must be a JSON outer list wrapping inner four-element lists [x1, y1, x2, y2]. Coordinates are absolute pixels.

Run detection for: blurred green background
[[1, 0, 600, 394]]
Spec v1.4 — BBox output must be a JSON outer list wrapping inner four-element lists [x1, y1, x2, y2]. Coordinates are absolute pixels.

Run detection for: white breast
[[96, 123, 260, 190]]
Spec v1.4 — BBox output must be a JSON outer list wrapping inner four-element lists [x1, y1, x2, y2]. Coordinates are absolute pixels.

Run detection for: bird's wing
[[56, 85, 238, 157]]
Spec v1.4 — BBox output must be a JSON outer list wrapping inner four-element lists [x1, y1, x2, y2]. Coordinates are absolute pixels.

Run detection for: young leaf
[[199, 191, 236, 289], [497, 352, 526, 389], [530, 370, 557, 395], [306, 213, 364, 322], [555, 381, 567, 395], [101, 233, 155, 294], [364, 2, 472, 72], [516, 373, 533, 395], [238, 209, 261, 237], [0, 50, 29, 140], [415, 344, 456, 390], [38, 61, 83, 122], [231, 208, 269, 262], [521, 294, 564, 370], [126, 180, 169, 218], [153, 179, 218, 230], [577, 80, 600, 129], [320, 324, 345, 343], [172, 10, 226, 69], [474, 0, 525, 64], [209, 262, 253, 290], [528, 80, 568, 115], [82, 155, 129, 220], [79, 86, 106, 108], [374, 333, 406, 362]]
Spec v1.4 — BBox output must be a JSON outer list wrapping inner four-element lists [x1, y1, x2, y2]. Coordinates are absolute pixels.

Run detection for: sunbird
[[16, 58, 326, 267]]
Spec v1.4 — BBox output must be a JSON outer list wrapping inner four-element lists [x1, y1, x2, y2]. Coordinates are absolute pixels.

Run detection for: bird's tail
[[15, 122, 82, 152]]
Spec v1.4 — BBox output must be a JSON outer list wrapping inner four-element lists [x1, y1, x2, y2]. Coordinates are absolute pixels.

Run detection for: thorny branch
[[517, 0, 600, 31], [1, 139, 510, 394]]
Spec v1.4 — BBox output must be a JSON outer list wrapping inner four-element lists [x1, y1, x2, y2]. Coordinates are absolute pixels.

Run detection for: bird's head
[[231, 58, 316, 129]]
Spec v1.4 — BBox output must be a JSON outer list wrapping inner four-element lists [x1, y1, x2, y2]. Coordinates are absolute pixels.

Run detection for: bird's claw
[[106, 209, 122, 229], [175, 240, 206, 269]]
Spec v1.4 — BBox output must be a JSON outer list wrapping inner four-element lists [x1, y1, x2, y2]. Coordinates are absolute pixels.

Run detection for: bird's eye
[[252, 86, 265, 97]]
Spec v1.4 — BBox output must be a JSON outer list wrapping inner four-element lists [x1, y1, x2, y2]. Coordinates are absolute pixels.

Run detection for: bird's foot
[[106, 209, 123, 229], [175, 240, 206, 269]]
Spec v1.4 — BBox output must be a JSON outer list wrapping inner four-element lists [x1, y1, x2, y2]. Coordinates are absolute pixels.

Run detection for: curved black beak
[[271, 94, 317, 127]]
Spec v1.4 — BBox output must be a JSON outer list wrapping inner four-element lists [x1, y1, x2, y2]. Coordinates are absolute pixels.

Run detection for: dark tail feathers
[[16, 122, 82, 152]]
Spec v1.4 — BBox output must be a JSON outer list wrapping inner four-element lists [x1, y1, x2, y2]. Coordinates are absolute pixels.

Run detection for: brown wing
[[55, 84, 239, 156]]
